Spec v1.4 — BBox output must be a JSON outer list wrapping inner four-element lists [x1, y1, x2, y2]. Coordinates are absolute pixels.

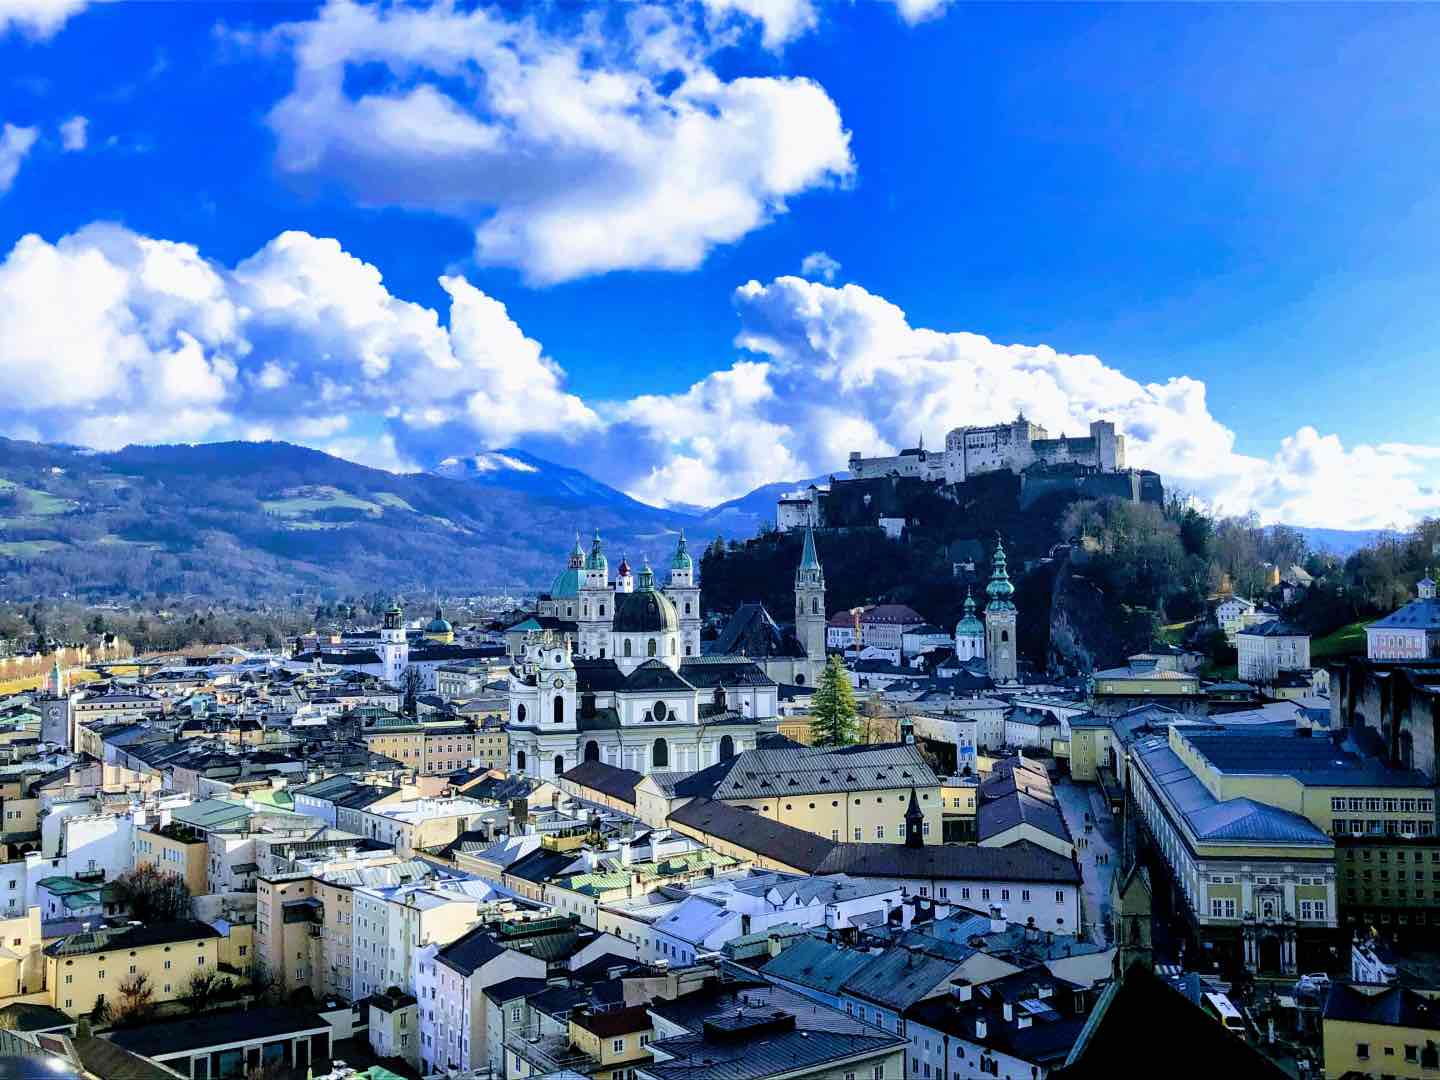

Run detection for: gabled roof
[[559, 761, 642, 803], [620, 660, 694, 693], [712, 743, 938, 800], [711, 603, 806, 660]]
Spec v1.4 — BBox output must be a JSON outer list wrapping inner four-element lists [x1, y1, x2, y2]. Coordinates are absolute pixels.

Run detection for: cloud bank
[[263, 0, 853, 284], [0, 223, 1435, 530]]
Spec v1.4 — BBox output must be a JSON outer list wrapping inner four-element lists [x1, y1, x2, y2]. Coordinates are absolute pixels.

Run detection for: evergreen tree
[[810, 655, 859, 746]]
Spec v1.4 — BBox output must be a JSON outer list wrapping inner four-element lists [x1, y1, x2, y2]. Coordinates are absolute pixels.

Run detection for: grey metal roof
[[841, 946, 963, 1010], [645, 979, 902, 1080], [712, 743, 937, 800], [1130, 735, 1332, 848], [760, 941, 872, 1002], [1181, 730, 1433, 788], [1369, 597, 1440, 630]]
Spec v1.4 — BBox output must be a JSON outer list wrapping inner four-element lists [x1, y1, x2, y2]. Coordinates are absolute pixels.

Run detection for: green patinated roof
[[985, 537, 1015, 610], [671, 530, 692, 570]]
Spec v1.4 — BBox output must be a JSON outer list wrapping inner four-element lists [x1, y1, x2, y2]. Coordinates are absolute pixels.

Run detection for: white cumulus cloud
[[59, 114, 87, 151], [800, 250, 840, 282], [701, 0, 817, 49], [0, 123, 38, 194], [0, 224, 1430, 530], [0, 0, 92, 39], [261, 0, 853, 284], [0, 223, 596, 458]]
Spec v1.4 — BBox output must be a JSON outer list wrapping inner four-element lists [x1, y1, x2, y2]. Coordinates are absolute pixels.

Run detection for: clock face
[[553, 678, 565, 689]]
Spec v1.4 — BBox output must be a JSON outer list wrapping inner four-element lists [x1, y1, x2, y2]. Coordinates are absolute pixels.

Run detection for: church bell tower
[[794, 528, 827, 684], [984, 538, 1018, 683]]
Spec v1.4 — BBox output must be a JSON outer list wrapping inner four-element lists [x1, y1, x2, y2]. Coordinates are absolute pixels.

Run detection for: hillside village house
[[1237, 621, 1312, 682]]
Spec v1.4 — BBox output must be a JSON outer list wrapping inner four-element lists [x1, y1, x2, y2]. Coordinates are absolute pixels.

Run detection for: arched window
[[516, 750, 527, 773], [624, 640, 632, 658], [719, 735, 735, 761], [812, 597, 819, 615], [1001, 630, 1010, 642], [652, 738, 669, 768], [554, 754, 565, 776], [653, 701, 668, 722], [670, 638, 676, 655], [647, 638, 657, 657], [553, 697, 565, 725], [516, 703, 526, 723]]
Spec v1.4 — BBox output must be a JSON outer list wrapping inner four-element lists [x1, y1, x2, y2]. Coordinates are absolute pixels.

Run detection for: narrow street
[[1054, 777, 1120, 945]]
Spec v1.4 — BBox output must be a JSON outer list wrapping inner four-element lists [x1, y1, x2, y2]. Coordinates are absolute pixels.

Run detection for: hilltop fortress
[[779, 414, 1156, 532], [848, 415, 1125, 483]]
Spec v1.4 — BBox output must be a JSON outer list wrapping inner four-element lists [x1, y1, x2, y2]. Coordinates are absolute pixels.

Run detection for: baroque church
[[952, 537, 1020, 684], [507, 529, 828, 781]]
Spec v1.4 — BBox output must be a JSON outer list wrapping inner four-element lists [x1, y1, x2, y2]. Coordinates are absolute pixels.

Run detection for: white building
[[776, 485, 823, 532], [1366, 575, 1440, 660], [1236, 622, 1311, 683], [351, 873, 495, 1001], [848, 416, 1125, 484]]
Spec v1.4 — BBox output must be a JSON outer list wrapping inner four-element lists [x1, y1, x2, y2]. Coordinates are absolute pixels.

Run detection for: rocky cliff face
[[1048, 557, 1161, 673]]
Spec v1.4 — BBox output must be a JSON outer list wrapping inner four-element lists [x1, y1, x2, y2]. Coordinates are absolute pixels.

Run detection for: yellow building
[[134, 822, 210, 898], [567, 1004, 653, 1078], [44, 920, 223, 1016], [635, 743, 942, 846], [362, 718, 425, 769], [1323, 983, 1440, 1078], [1129, 727, 1340, 975], [0, 905, 44, 996]]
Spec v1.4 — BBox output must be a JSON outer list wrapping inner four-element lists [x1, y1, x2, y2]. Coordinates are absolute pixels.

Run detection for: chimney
[[989, 905, 1005, 934], [953, 981, 972, 1002]]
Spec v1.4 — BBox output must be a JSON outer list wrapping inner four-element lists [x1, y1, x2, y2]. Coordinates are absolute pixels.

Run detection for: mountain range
[[0, 438, 813, 600], [0, 435, 1389, 600]]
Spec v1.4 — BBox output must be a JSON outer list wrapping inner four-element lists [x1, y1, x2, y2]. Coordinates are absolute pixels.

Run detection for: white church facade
[[506, 531, 826, 781]]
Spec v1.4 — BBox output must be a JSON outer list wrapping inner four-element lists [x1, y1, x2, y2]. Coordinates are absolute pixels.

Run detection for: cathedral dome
[[424, 606, 453, 642], [549, 565, 582, 599], [613, 588, 679, 633]]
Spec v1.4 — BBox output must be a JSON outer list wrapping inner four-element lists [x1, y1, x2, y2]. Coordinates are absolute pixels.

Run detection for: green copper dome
[[586, 530, 608, 573], [956, 590, 984, 635], [550, 534, 586, 598], [671, 530, 692, 570]]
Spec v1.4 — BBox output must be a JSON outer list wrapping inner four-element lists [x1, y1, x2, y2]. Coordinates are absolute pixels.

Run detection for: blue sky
[[1, 0, 1438, 527]]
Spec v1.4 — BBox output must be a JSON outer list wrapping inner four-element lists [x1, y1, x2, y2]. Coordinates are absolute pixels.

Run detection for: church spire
[[905, 788, 925, 848], [797, 527, 823, 586], [985, 536, 1015, 611]]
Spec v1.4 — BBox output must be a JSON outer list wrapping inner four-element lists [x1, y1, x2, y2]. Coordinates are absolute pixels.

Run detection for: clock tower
[[538, 637, 577, 735]]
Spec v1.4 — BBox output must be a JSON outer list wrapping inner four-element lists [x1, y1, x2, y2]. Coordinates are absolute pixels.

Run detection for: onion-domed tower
[[955, 589, 985, 662], [984, 537, 1018, 683], [578, 531, 615, 659], [666, 531, 701, 658]]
